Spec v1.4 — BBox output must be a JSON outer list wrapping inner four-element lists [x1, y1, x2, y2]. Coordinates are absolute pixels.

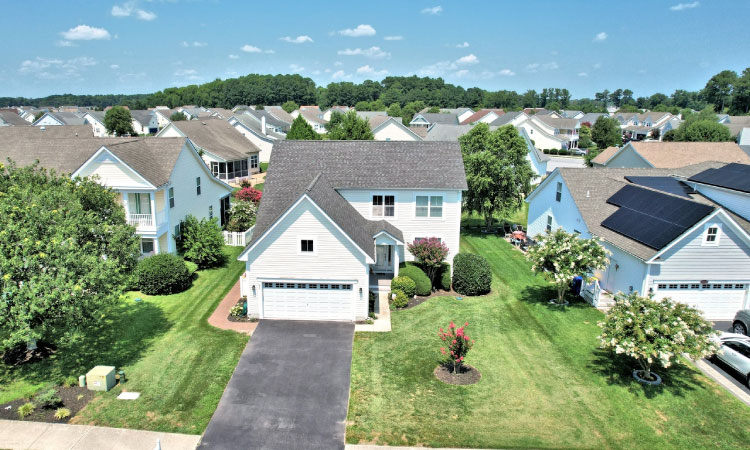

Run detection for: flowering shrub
[[235, 186, 262, 203], [598, 292, 719, 381], [526, 228, 609, 304], [226, 200, 257, 232], [438, 321, 475, 373], [407, 237, 449, 286]]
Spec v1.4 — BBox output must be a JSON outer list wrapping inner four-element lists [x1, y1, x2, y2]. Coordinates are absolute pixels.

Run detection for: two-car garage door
[[261, 281, 354, 321], [653, 281, 749, 320]]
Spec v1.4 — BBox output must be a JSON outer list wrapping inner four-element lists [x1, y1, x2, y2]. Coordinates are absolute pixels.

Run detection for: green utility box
[[86, 366, 116, 392]]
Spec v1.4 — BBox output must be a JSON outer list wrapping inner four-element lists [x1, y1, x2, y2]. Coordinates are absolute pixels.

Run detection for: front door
[[375, 245, 390, 272]]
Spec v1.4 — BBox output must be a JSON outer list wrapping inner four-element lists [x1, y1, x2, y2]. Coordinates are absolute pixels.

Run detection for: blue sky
[[2, 1, 749, 99]]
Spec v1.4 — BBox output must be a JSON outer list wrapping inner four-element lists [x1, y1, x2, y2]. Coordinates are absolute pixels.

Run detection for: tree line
[[2, 68, 748, 116]]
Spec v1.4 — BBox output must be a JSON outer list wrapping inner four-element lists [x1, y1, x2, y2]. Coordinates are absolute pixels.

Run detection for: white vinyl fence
[[223, 226, 254, 247]]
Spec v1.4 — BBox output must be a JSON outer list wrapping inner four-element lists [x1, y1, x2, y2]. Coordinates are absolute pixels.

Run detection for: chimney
[[261, 115, 267, 135]]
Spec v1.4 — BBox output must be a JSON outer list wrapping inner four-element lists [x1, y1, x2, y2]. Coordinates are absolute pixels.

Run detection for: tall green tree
[[458, 123, 533, 232], [104, 106, 135, 136], [669, 107, 731, 141], [325, 111, 374, 140], [703, 70, 738, 112], [287, 115, 321, 140], [169, 111, 187, 121], [386, 103, 402, 118], [591, 116, 622, 148], [730, 67, 750, 114], [282, 100, 299, 114], [0, 163, 139, 353]]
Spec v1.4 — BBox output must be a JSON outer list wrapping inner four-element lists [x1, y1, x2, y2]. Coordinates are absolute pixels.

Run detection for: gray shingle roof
[[0, 136, 187, 187], [130, 110, 155, 127], [0, 110, 31, 126], [243, 109, 290, 130], [489, 111, 525, 126], [412, 113, 459, 125], [579, 113, 608, 124], [38, 111, 86, 125], [424, 124, 480, 141], [165, 118, 260, 161], [246, 140, 466, 257], [230, 114, 286, 140], [0, 124, 94, 139]]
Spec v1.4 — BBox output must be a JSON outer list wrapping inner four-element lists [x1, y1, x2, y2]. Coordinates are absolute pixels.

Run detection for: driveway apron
[[198, 320, 355, 450]]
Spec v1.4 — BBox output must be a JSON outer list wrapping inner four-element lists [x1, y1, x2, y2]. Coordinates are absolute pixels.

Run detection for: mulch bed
[[227, 299, 256, 323], [434, 364, 482, 385], [0, 385, 95, 424]]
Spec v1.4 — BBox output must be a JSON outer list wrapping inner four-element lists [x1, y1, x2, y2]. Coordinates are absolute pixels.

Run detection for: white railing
[[223, 226, 254, 247], [128, 214, 153, 228], [581, 279, 601, 306]]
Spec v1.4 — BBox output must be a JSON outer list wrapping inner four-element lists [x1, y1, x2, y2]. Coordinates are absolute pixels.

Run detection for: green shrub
[[54, 407, 71, 420], [439, 263, 452, 291], [550, 149, 559, 155], [542, 149, 550, 154], [398, 265, 431, 296], [391, 276, 416, 298], [184, 261, 198, 277], [135, 254, 191, 295], [452, 253, 492, 296], [36, 388, 62, 408], [176, 215, 225, 269], [390, 289, 408, 309], [62, 376, 78, 388], [558, 149, 569, 156], [229, 303, 244, 317], [18, 402, 35, 419]]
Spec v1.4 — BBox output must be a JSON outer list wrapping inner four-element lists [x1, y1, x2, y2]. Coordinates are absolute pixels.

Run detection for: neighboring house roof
[[209, 108, 235, 119], [299, 109, 327, 125], [131, 110, 156, 127], [244, 140, 465, 259], [593, 141, 750, 168], [181, 107, 212, 119], [553, 163, 750, 260], [408, 126, 429, 139], [523, 108, 548, 115], [460, 109, 505, 125], [533, 115, 579, 130], [355, 111, 389, 120], [0, 136, 187, 187], [561, 110, 583, 118], [413, 113, 459, 125], [0, 110, 31, 126], [85, 111, 106, 123], [688, 163, 750, 193], [424, 124, 478, 141], [160, 118, 261, 161], [579, 113, 608, 124], [154, 109, 177, 119], [0, 124, 94, 139], [264, 106, 294, 124], [420, 107, 473, 116], [591, 146, 620, 165], [724, 120, 750, 138], [489, 111, 525, 127], [243, 109, 290, 130], [35, 111, 87, 125], [230, 114, 286, 140]]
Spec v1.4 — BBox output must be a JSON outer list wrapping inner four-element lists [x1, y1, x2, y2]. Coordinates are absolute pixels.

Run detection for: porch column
[[153, 235, 160, 254], [393, 245, 400, 276], [149, 191, 156, 227], [122, 192, 130, 220]]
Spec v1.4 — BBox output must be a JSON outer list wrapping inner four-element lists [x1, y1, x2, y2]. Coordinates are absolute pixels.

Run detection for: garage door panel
[[262, 281, 354, 321], [653, 281, 748, 320]]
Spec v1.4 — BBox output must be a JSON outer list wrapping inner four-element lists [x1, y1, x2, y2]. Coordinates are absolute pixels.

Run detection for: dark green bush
[[439, 263, 452, 291], [390, 289, 408, 308], [135, 254, 191, 295], [558, 149, 569, 156], [184, 261, 198, 277], [391, 276, 416, 298], [452, 253, 492, 296], [542, 149, 550, 154], [36, 389, 61, 409], [177, 215, 225, 269], [398, 265, 431, 296]]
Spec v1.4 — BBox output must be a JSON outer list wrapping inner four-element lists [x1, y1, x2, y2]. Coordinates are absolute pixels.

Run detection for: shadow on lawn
[[0, 299, 170, 389], [589, 350, 702, 398], [518, 284, 592, 310]]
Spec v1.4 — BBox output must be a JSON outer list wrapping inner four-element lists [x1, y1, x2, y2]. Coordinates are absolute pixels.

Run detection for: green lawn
[[461, 203, 529, 229], [254, 182, 264, 192], [0, 246, 247, 434], [346, 233, 750, 449]]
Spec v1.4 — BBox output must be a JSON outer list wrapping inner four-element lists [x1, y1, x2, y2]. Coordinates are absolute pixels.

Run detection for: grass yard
[[461, 203, 528, 229], [0, 246, 247, 434], [346, 233, 750, 449]]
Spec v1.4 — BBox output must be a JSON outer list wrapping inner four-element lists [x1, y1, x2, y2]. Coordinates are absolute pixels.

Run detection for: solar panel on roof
[[602, 184, 714, 250], [624, 176, 693, 198], [688, 163, 750, 193]]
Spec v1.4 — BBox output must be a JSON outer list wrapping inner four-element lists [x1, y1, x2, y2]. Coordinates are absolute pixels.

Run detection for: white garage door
[[261, 281, 354, 321], [653, 281, 749, 320]]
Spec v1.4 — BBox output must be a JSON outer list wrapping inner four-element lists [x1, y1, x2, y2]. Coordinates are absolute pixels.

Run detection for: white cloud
[[334, 61, 343, 66], [332, 70, 350, 79], [174, 68, 200, 80], [110, 64, 120, 69], [111, 2, 156, 21], [60, 25, 111, 41], [384, 36, 403, 41], [593, 32, 608, 42], [55, 40, 75, 47], [182, 41, 207, 47], [456, 54, 479, 65], [578, 72, 588, 77], [337, 46, 390, 59], [525, 62, 558, 73], [338, 24, 376, 37], [356, 65, 388, 77], [456, 42, 469, 48], [289, 64, 304, 73], [19, 56, 97, 79], [421, 6, 443, 15], [281, 35, 313, 44], [241, 44, 262, 53], [498, 69, 515, 76], [454, 69, 469, 77], [670, 1, 700, 11], [228, 54, 239, 59]]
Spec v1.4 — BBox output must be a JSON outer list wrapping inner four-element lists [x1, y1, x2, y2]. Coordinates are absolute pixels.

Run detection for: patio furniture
[[503, 224, 513, 237]]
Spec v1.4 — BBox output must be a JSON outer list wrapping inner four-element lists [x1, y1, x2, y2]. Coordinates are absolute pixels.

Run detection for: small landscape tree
[[287, 115, 321, 140], [326, 110, 374, 140], [176, 215, 225, 268], [598, 292, 719, 382], [438, 321, 475, 373], [407, 238, 449, 287], [234, 186, 262, 203], [104, 106, 135, 136], [281, 100, 299, 114], [170, 111, 187, 121], [226, 200, 257, 232], [526, 229, 610, 305], [591, 116, 622, 148]]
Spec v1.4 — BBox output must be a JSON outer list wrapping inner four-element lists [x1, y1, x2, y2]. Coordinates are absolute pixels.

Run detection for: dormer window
[[703, 225, 720, 246]]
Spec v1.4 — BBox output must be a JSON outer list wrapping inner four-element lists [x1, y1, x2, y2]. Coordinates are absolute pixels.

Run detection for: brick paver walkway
[[208, 280, 257, 335]]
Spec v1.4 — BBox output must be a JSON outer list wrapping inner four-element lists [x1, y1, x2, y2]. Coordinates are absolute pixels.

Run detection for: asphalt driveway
[[198, 320, 355, 450]]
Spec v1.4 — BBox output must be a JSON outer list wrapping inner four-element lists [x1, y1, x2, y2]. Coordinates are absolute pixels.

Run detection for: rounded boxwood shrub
[[391, 276, 416, 298], [184, 261, 198, 277], [136, 254, 191, 295], [398, 265, 431, 296], [390, 289, 408, 309], [452, 253, 492, 296], [439, 263, 452, 291]]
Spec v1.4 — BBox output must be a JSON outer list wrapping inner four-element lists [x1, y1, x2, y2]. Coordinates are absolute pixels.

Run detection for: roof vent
[[201, 121, 207, 125], [40, 126, 46, 131], [586, 190, 590, 198]]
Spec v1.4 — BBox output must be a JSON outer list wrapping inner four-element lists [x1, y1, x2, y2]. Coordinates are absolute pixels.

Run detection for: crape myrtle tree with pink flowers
[[438, 321, 475, 373], [407, 237, 449, 287]]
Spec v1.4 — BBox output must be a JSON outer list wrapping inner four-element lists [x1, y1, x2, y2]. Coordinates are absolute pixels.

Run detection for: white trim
[[372, 230, 404, 245], [182, 139, 234, 191], [71, 146, 157, 189], [297, 235, 318, 256], [413, 192, 444, 219], [238, 194, 376, 264], [525, 168, 561, 202], [370, 117, 424, 141], [702, 223, 721, 247]]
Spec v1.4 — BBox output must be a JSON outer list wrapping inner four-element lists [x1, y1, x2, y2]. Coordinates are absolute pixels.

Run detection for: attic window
[[703, 225, 720, 246], [555, 182, 562, 202]]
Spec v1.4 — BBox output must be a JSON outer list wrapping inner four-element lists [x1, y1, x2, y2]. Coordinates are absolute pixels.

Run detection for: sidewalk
[[355, 291, 392, 332], [207, 280, 257, 335], [0, 419, 200, 450]]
